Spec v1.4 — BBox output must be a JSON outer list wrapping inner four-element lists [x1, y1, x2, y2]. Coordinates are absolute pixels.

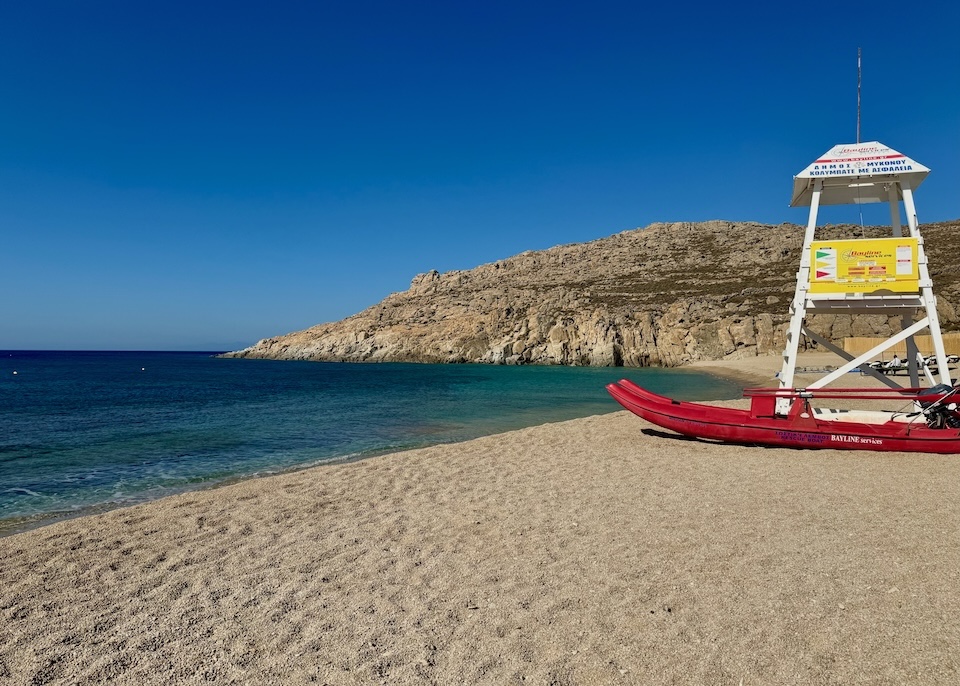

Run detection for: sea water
[[0, 351, 743, 531]]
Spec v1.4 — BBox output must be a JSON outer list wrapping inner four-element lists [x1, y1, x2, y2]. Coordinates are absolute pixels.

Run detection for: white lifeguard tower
[[777, 141, 950, 413]]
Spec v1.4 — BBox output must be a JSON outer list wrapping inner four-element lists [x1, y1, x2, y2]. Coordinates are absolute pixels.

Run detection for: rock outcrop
[[224, 219, 960, 366]]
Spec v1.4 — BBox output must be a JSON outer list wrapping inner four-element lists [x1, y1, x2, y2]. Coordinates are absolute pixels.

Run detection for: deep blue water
[[0, 351, 743, 530]]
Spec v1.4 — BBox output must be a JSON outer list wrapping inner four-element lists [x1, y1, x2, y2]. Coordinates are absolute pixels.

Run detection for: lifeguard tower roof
[[790, 141, 929, 207]]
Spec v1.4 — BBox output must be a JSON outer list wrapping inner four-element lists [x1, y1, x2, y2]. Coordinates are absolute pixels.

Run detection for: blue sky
[[2, 1, 958, 350]]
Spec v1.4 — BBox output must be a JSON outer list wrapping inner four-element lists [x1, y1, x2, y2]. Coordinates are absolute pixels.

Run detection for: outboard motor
[[917, 384, 960, 429], [917, 384, 954, 407]]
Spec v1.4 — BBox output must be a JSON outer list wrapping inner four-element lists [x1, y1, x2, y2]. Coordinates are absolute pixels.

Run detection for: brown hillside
[[225, 219, 960, 367]]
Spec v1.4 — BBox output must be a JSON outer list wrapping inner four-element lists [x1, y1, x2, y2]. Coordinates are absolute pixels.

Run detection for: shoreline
[[0, 353, 830, 539], [685, 353, 782, 386], [1, 359, 739, 540], [0, 353, 856, 539]]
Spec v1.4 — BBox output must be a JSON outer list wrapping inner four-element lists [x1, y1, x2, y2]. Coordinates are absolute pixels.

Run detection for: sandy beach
[[3, 354, 960, 684]]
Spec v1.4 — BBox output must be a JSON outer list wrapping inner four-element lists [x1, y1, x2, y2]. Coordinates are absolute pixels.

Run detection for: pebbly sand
[[2, 354, 960, 684]]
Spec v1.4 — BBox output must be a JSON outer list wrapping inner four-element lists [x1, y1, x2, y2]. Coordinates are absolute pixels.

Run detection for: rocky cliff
[[224, 219, 960, 367]]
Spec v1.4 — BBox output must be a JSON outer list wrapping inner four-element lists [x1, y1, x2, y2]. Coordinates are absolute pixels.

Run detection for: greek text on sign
[[809, 237, 919, 294]]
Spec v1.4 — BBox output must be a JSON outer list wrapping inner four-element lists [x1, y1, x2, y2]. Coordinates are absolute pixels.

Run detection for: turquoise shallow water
[[0, 351, 743, 529]]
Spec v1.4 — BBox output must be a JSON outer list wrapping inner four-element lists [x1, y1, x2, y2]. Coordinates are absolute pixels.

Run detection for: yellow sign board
[[809, 237, 919, 294]]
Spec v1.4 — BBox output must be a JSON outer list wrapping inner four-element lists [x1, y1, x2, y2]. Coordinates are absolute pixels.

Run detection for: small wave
[[4, 487, 42, 497]]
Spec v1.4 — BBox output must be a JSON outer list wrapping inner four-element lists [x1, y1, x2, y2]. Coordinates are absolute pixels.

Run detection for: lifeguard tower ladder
[[777, 142, 950, 414]]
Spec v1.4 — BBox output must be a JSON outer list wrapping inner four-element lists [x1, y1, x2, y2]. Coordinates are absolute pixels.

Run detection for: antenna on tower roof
[[856, 48, 864, 227], [857, 47, 862, 144]]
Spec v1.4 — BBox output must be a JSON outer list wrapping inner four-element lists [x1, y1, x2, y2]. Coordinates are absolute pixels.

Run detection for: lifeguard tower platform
[[778, 141, 949, 413]]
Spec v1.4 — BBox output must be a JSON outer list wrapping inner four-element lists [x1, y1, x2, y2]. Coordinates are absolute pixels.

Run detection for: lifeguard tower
[[777, 141, 950, 413]]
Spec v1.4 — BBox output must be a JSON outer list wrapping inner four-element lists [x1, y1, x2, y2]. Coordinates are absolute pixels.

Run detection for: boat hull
[[607, 380, 960, 454]]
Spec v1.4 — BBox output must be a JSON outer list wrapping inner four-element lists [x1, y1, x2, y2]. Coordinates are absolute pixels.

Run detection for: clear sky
[[2, 1, 958, 350]]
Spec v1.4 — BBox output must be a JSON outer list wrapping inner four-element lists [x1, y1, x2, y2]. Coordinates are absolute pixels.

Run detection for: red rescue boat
[[606, 379, 960, 453]]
